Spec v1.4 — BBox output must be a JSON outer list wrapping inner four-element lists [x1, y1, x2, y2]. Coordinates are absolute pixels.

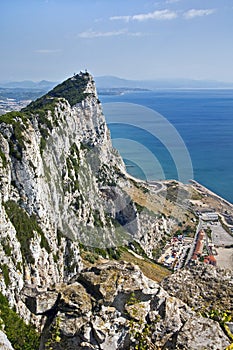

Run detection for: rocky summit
[[0, 72, 232, 349]]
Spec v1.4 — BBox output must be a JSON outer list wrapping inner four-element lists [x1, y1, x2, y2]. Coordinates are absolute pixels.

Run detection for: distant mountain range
[[0, 80, 56, 90], [95, 76, 233, 89], [1, 76, 233, 90]]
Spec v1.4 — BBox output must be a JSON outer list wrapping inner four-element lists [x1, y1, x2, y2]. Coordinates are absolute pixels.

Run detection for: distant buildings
[[201, 212, 218, 222], [192, 229, 205, 260], [204, 255, 217, 266], [192, 229, 217, 266], [0, 98, 31, 115]]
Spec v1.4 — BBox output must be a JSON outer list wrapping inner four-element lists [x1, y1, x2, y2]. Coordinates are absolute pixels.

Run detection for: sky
[[1, 0, 233, 82]]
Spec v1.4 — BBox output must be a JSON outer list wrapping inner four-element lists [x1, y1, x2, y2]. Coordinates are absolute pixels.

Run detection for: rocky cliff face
[[0, 72, 232, 349], [0, 72, 173, 321], [0, 73, 122, 314]]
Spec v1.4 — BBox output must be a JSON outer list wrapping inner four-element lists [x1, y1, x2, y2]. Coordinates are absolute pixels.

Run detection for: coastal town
[[0, 98, 31, 115], [158, 204, 233, 271]]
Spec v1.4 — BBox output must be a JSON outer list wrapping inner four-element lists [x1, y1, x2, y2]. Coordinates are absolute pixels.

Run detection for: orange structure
[[204, 255, 217, 266], [192, 229, 205, 260]]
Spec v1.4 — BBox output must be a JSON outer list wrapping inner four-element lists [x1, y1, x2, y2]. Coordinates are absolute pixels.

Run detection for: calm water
[[101, 89, 233, 204]]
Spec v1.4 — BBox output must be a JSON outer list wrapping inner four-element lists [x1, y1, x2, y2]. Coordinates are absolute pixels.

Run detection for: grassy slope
[[119, 250, 171, 282]]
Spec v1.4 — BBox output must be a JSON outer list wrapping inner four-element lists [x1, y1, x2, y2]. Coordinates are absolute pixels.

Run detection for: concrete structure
[[201, 212, 218, 222]]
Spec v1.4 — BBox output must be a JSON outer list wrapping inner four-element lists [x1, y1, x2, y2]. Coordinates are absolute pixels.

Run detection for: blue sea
[[101, 89, 233, 204]]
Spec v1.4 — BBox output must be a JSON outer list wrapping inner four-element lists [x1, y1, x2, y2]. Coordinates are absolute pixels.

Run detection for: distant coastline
[[97, 87, 151, 96]]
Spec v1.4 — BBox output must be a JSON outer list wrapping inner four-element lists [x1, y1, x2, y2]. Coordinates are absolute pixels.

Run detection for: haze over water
[[101, 89, 233, 204]]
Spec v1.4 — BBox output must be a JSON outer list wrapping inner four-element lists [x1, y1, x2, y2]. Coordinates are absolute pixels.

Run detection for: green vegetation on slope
[[0, 292, 40, 350], [22, 72, 90, 153], [24, 72, 90, 111], [0, 111, 30, 160], [119, 249, 171, 283], [80, 243, 170, 283], [0, 147, 7, 167], [66, 143, 80, 192], [80, 243, 121, 264], [0, 264, 10, 287], [23, 97, 60, 153], [0, 73, 91, 156], [4, 200, 51, 264], [0, 111, 28, 126], [46, 72, 90, 105]]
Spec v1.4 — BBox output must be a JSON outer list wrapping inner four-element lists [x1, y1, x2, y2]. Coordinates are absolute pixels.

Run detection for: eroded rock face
[[176, 316, 230, 350], [37, 261, 230, 350], [0, 73, 125, 320]]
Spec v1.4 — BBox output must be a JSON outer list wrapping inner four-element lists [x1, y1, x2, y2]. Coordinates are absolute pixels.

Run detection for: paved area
[[205, 222, 233, 269], [146, 181, 165, 193], [208, 222, 233, 247], [215, 247, 233, 270]]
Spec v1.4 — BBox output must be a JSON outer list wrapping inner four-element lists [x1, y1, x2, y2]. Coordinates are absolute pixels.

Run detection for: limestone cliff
[[0, 72, 121, 311], [0, 72, 231, 349], [0, 72, 173, 321]]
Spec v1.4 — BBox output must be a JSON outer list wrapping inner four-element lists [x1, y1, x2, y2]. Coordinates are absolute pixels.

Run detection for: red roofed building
[[191, 229, 205, 261], [204, 255, 217, 266]]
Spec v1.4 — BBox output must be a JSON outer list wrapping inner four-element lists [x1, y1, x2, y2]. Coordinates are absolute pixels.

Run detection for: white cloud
[[133, 9, 177, 21], [78, 29, 126, 38], [35, 49, 61, 54], [110, 9, 178, 22], [109, 7, 216, 23], [184, 8, 216, 19], [109, 15, 131, 22], [78, 29, 147, 39]]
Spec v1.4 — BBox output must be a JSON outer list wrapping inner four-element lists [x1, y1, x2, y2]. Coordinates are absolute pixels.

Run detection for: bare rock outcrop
[[36, 261, 230, 350], [161, 263, 233, 314]]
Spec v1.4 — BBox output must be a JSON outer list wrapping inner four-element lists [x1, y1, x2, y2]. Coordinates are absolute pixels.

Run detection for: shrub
[[0, 111, 30, 160], [4, 200, 50, 264], [84, 253, 97, 264], [0, 148, 7, 167], [0, 292, 40, 350], [1, 239, 12, 256], [0, 264, 10, 287]]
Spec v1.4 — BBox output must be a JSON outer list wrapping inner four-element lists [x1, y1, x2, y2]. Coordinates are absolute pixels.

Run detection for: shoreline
[[190, 180, 233, 208]]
